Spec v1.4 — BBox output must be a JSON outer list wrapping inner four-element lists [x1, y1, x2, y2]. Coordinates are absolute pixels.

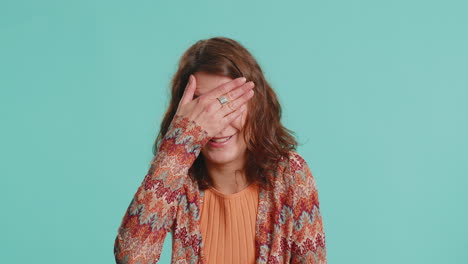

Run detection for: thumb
[[180, 74, 196, 106]]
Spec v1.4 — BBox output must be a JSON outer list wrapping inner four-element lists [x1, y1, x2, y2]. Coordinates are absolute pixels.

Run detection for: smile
[[210, 135, 232, 143], [208, 134, 235, 147]]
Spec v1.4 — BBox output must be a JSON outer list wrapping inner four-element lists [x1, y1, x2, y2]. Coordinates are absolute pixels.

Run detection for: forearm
[[114, 115, 209, 264]]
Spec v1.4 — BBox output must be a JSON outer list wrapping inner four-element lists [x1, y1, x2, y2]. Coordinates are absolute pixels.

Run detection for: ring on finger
[[217, 96, 229, 105]]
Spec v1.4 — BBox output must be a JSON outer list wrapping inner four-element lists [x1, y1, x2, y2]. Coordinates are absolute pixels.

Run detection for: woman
[[114, 37, 327, 264]]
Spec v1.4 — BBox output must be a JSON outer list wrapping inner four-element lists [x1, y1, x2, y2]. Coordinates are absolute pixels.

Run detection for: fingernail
[[240, 77, 246, 82]]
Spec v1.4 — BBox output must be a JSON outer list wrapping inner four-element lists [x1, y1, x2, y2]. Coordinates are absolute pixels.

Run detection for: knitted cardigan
[[114, 115, 327, 264]]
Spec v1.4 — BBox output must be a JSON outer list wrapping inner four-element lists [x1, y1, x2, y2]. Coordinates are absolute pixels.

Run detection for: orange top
[[200, 182, 260, 264]]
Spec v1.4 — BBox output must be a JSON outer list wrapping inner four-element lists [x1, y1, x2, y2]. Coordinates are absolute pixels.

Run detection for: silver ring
[[217, 96, 229, 105]]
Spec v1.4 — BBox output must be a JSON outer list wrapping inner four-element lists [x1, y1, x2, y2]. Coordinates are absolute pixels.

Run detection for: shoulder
[[278, 150, 311, 177], [282, 150, 317, 196], [279, 150, 318, 195], [284, 150, 308, 171]]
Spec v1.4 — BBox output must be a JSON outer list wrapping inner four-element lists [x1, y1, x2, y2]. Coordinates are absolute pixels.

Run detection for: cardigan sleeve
[[114, 115, 210, 264], [289, 152, 327, 264]]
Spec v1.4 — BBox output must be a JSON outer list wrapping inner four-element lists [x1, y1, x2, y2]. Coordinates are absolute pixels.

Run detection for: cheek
[[232, 111, 248, 131]]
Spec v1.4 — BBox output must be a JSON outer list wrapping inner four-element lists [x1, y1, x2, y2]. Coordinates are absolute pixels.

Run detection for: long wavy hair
[[152, 37, 297, 190]]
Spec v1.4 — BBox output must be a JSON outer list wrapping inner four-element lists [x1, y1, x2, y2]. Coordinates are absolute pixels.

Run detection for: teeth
[[211, 136, 231, 143]]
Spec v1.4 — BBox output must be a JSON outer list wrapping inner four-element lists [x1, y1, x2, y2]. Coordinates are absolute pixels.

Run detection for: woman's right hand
[[174, 74, 255, 138]]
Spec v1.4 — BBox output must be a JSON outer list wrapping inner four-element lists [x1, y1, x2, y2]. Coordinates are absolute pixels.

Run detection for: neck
[[204, 157, 249, 195]]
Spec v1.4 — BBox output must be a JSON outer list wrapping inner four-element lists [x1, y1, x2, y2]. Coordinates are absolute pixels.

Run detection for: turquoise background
[[1, 0, 467, 263]]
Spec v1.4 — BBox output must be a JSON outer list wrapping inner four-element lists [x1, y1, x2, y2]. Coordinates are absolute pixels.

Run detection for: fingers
[[224, 81, 255, 102], [206, 76, 247, 99], [179, 75, 196, 106], [223, 104, 247, 125], [221, 87, 255, 116], [191, 76, 250, 119]]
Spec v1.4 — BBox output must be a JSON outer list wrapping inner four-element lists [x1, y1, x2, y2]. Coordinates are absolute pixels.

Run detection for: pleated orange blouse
[[200, 182, 260, 264]]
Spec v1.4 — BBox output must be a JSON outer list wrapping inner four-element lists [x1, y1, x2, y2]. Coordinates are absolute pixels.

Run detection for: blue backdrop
[[1, 0, 467, 263]]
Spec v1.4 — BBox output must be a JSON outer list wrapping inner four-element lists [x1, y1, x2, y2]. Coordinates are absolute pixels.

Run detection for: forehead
[[193, 72, 234, 96]]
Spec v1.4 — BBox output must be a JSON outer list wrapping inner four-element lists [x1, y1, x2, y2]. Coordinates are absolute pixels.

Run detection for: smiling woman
[[113, 37, 327, 264], [191, 71, 252, 190]]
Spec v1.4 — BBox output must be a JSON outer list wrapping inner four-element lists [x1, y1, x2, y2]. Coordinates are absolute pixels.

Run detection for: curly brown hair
[[152, 37, 297, 190]]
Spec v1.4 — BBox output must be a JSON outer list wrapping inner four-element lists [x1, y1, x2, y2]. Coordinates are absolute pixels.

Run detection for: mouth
[[208, 134, 235, 147], [210, 135, 233, 142]]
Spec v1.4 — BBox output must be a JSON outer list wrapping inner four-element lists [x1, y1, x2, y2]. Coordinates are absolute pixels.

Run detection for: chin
[[202, 151, 240, 165]]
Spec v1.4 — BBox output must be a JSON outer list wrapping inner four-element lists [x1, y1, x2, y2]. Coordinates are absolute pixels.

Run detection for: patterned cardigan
[[114, 115, 327, 264]]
